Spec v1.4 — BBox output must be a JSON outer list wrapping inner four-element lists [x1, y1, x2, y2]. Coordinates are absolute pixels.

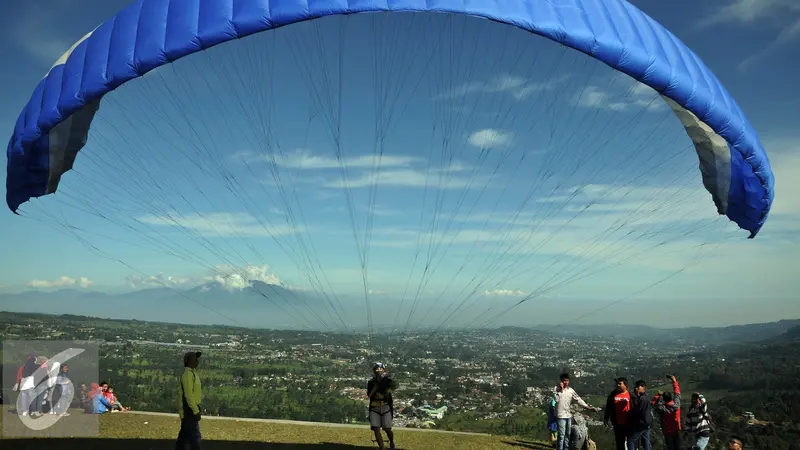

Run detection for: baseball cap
[[183, 351, 202, 364]]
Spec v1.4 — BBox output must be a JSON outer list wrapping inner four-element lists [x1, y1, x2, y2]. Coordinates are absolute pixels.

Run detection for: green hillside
[[0, 409, 551, 449]]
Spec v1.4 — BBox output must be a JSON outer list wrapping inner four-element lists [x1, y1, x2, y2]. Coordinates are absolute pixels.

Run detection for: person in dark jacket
[[367, 363, 398, 450], [79, 383, 90, 413], [604, 377, 632, 450], [627, 380, 653, 450], [653, 375, 682, 450]]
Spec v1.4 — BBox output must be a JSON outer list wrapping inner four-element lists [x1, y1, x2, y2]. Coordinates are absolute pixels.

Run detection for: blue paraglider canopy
[[5, 0, 774, 237]]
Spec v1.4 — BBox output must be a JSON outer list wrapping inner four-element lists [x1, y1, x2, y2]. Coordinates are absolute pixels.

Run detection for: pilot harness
[[368, 379, 394, 418]]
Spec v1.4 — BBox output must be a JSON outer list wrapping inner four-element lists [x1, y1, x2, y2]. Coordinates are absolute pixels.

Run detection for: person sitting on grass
[[104, 385, 130, 412], [79, 384, 90, 413], [89, 383, 112, 414]]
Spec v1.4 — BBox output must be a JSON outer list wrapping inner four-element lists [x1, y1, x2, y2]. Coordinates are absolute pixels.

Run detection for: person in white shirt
[[18, 356, 39, 416], [553, 373, 601, 450]]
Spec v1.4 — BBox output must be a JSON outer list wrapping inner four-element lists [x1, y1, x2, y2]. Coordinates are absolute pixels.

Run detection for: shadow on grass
[[0, 438, 375, 449], [501, 439, 553, 449]]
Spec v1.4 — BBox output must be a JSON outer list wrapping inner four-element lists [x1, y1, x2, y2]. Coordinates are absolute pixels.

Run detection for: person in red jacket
[[653, 375, 682, 450]]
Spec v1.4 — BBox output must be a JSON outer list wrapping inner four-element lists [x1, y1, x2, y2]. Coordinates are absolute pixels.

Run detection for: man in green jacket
[[176, 351, 202, 450]]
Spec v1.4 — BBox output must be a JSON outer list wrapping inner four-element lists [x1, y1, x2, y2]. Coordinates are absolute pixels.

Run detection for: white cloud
[[369, 205, 401, 217], [368, 289, 389, 295], [209, 264, 282, 290], [483, 289, 526, 297], [28, 276, 93, 289], [368, 181, 729, 276], [761, 139, 800, 218], [365, 141, 798, 299], [125, 273, 196, 289], [739, 17, 800, 70], [696, 0, 800, 28], [235, 149, 421, 170], [138, 212, 302, 237], [435, 74, 569, 101], [8, 2, 74, 68], [125, 265, 285, 292], [693, 0, 800, 71], [324, 169, 483, 189], [576, 84, 663, 112], [239, 150, 477, 190], [442, 160, 473, 173], [468, 129, 514, 149]]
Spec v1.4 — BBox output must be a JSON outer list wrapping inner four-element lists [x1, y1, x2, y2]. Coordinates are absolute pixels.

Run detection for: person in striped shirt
[[684, 393, 712, 450]]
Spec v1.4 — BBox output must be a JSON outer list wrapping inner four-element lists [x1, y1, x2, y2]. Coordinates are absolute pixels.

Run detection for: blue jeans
[[18, 389, 36, 414], [692, 436, 709, 450], [35, 390, 46, 413], [175, 417, 202, 450], [628, 427, 651, 450], [55, 384, 74, 414], [556, 418, 571, 450]]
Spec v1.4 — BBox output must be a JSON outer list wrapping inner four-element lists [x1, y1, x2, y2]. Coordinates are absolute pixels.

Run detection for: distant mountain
[[0, 281, 320, 329], [531, 320, 800, 345]]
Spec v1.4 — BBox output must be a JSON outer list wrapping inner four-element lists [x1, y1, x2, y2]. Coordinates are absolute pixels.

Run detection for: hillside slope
[[0, 409, 550, 449]]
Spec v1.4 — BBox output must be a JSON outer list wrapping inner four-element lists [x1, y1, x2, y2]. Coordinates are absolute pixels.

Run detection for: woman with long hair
[[53, 364, 74, 416]]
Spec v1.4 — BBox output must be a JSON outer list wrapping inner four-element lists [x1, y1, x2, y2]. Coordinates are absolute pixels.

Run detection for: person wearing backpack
[[627, 380, 653, 450], [684, 393, 713, 450]]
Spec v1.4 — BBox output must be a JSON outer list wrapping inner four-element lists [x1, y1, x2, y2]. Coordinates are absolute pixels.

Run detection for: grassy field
[[0, 408, 551, 449]]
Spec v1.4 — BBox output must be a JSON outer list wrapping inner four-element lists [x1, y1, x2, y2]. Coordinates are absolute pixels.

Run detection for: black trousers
[[664, 433, 681, 450], [175, 416, 201, 450], [614, 425, 628, 450]]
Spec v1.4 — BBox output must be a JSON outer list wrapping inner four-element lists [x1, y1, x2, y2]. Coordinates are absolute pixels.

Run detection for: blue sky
[[1, 0, 799, 328]]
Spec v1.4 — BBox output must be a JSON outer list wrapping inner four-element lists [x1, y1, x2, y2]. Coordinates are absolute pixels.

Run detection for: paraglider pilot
[[367, 362, 398, 450]]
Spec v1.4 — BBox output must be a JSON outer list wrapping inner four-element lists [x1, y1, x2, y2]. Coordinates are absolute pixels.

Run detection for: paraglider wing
[[6, 0, 773, 237]]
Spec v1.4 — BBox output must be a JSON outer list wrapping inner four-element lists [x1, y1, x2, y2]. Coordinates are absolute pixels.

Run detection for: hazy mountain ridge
[[1, 285, 797, 335], [536, 320, 800, 345], [0, 281, 314, 329]]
